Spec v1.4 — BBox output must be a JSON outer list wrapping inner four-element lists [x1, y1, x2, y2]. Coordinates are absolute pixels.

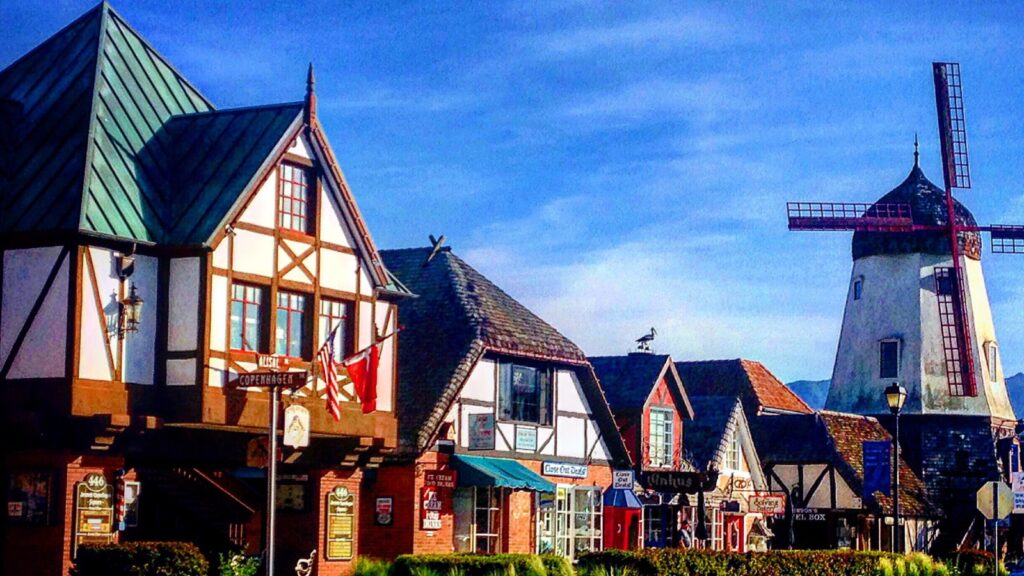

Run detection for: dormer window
[[279, 163, 312, 233], [497, 361, 553, 426]]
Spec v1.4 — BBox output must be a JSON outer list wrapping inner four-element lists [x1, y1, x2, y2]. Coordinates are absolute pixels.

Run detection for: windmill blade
[[787, 202, 914, 231], [933, 62, 971, 190], [986, 224, 1024, 254], [934, 267, 977, 397]]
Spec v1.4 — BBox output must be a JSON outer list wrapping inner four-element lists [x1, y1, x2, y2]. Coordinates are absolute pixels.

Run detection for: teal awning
[[452, 455, 555, 492]]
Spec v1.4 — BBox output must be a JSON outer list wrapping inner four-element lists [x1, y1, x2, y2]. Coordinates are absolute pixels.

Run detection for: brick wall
[[313, 468, 362, 576]]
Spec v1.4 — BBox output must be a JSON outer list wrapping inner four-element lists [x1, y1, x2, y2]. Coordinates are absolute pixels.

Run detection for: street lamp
[[120, 283, 144, 336], [884, 382, 907, 553]]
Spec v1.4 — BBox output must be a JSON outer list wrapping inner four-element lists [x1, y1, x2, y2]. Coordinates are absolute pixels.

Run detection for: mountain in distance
[[787, 379, 830, 411], [1008, 372, 1024, 418], [787, 373, 1024, 414]]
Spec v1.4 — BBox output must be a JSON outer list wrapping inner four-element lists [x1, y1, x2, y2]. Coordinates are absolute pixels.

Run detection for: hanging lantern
[[121, 283, 144, 334]]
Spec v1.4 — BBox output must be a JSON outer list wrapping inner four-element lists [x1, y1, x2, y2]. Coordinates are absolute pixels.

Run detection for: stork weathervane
[[786, 62, 1024, 398]]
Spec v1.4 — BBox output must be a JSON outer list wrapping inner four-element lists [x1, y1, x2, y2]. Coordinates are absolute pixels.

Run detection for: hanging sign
[[468, 413, 495, 451], [748, 493, 786, 516], [421, 486, 443, 530], [283, 404, 311, 448], [73, 473, 115, 558], [641, 470, 719, 494], [424, 470, 458, 489], [613, 470, 635, 490], [862, 441, 891, 497], [326, 486, 355, 560], [542, 461, 588, 479], [375, 497, 394, 526]]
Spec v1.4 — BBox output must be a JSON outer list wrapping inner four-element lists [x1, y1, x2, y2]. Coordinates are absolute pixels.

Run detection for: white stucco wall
[[0, 247, 68, 379]]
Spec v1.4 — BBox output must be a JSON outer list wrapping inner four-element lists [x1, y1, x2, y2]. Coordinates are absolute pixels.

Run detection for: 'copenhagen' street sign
[[232, 371, 308, 389]]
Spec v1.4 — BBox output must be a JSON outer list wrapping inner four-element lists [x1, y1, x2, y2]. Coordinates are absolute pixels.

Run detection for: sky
[[4, 1, 1024, 382]]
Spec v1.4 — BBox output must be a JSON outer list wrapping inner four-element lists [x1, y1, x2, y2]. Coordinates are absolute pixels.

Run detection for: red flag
[[344, 343, 379, 414]]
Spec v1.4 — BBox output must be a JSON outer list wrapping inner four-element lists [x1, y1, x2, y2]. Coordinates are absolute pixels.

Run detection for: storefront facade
[[361, 247, 631, 561]]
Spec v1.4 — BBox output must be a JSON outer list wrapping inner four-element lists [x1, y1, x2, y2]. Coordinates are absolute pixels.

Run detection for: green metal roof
[[451, 455, 555, 492], [0, 3, 301, 246]]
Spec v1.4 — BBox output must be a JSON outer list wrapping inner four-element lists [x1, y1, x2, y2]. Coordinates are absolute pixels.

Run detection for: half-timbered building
[[590, 353, 693, 549], [1, 4, 405, 575], [359, 245, 631, 562]]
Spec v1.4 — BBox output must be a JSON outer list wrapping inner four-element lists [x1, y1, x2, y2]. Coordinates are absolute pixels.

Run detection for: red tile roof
[[676, 359, 812, 416]]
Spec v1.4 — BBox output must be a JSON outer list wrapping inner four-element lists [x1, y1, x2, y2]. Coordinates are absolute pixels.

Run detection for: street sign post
[[234, 368, 308, 576], [977, 481, 1012, 575]]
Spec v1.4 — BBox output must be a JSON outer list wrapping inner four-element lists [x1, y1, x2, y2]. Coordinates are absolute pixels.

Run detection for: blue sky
[[4, 1, 1024, 382]]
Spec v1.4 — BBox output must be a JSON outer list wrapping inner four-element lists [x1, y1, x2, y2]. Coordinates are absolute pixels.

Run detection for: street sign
[[232, 371, 307, 389], [977, 481, 1013, 520], [257, 354, 288, 371]]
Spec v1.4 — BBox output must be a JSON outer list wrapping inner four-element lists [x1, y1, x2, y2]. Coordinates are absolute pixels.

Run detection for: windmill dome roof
[[851, 162, 980, 260]]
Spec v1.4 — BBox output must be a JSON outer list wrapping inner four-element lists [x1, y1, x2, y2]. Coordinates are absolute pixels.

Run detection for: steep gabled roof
[[675, 359, 812, 416], [590, 353, 693, 418], [382, 246, 625, 462], [750, 411, 932, 516], [685, 396, 743, 471]]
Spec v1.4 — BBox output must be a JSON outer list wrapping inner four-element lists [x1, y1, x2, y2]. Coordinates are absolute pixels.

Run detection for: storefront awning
[[603, 488, 642, 509], [452, 455, 555, 492]]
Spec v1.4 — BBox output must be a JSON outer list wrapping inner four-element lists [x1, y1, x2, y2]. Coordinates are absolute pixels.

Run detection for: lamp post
[[884, 382, 907, 554]]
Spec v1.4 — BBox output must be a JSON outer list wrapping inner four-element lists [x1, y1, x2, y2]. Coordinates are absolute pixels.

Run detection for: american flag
[[318, 324, 343, 421]]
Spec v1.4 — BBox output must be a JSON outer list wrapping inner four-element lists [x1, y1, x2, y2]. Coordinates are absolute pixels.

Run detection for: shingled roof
[[685, 396, 744, 471], [675, 359, 812, 417], [382, 247, 626, 460], [590, 353, 693, 418], [751, 411, 932, 516]]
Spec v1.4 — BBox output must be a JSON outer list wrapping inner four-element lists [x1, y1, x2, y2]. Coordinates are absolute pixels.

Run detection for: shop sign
[[516, 427, 538, 452], [375, 497, 394, 526], [612, 470, 635, 489], [542, 461, 588, 479], [73, 473, 114, 557], [793, 508, 827, 522], [468, 414, 495, 451], [326, 486, 355, 560], [283, 404, 310, 448], [424, 470, 458, 489], [641, 470, 718, 494], [421, 486, 443, 530], [748, 493, 785, 516]]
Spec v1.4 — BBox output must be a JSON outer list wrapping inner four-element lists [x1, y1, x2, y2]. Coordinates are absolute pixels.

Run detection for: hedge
[[389, 553, 548, 576], [71, 541, 208, 576], [577, 549, 898, 576]]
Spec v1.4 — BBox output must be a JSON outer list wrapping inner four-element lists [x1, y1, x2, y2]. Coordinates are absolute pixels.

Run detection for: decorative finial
[[913, 132, 919, 167], [304, 63, 316, 125]]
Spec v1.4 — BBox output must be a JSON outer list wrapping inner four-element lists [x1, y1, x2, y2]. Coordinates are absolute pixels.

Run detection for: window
[[275, 291, 309, 358], [453, 487, 503, 554], [987, 343, 999, 382], [498, 361, 553, 425], [879, 340, 899, 379], [278, 163, 312, 233], [319, 299, 353, 361], [649, 408, 674, 468], [853, 277, 863, 301], [231, 283, 265, 352], [725, 430, 741, 471]]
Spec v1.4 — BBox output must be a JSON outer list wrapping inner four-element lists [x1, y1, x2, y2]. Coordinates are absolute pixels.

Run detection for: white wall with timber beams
[[448, 354, 612, 462], [206, 131, 396, 412], [0, 247, 69, 380]]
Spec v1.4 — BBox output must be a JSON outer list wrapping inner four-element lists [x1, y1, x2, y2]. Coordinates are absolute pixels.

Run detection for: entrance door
[[724, 514, 745, 553]]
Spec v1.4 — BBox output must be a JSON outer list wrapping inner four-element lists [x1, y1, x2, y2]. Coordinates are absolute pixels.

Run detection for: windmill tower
[[787, 63, 1023, 421]]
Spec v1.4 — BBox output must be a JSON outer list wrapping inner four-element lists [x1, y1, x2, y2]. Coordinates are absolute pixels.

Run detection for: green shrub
[[940, 548, 1008, 576], [71, 541, 208, 576], [541, 555, 574, 576], [389, 553, 548, 576], [581, 549, 906, 576], [355, 557, 392, 576], [216, 552, 260, 576]]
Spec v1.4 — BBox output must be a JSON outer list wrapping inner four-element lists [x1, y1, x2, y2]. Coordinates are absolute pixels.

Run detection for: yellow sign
[[73, 473, 114, 557], [325, 486, 354, 560]]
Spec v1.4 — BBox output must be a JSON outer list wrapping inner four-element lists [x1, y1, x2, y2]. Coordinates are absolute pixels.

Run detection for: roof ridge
[[75, 3, 111, 232]]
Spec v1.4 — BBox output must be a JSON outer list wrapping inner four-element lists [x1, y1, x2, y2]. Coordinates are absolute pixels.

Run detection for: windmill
[[786, 63, 1024, 399]]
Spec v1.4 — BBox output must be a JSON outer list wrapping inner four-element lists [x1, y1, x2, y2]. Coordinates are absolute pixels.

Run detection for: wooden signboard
[[325, 486, 355, 560], [73, 473, 114, 558]]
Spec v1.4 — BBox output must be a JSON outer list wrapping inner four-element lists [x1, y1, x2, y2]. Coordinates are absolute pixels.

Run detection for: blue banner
[[863, 440, 891, 497]]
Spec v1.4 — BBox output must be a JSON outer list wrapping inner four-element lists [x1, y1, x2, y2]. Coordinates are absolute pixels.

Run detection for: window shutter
[[539, 369, 552, 426], [499, 362, 513, 420]]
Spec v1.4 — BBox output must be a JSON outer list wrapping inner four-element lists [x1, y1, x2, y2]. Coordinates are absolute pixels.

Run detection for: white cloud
[[531, 13, 750, 56], [563, 77, 754, 122]]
